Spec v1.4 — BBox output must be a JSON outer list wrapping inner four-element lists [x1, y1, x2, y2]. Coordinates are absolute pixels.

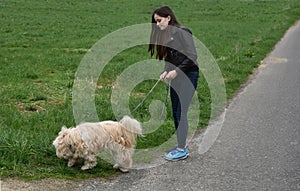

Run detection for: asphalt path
[[75, 21, 300, 191]]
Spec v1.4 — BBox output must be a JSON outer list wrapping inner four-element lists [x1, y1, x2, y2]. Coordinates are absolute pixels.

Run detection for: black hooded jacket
[[164, 26, 199, 74]]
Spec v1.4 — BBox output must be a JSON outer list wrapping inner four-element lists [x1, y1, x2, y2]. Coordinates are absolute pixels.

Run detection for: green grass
[[1, 0, 299, 180]]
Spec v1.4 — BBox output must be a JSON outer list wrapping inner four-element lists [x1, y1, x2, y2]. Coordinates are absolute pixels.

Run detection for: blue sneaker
[[163, 146, 189, 161]]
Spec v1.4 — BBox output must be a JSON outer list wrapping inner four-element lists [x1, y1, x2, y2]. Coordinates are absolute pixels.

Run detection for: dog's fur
[[53, 115, 142, 172]]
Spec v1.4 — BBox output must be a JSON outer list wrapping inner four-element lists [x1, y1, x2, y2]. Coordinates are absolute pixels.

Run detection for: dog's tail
[[119, 115, 142, 136]]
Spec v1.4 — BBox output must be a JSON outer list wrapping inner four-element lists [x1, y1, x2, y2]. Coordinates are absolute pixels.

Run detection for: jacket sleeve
[[175, 27, 198, 73], [164, 60, 174, 72]]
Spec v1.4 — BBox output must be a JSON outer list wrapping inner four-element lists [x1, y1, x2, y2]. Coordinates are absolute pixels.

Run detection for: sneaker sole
[[162, 153, 189, 161]]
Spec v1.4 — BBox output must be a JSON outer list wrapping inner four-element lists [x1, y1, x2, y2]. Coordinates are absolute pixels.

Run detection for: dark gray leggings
[[170, 71, 199, 149]]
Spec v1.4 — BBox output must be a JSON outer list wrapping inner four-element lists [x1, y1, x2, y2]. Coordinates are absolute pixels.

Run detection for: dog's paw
[[119, 167, 130, 173], [113, 164, 130, 173], [113, 164, 119, 169], [67, 160, 76, 167], [81, 162, 97, 170], [81, 165, 91, 170]]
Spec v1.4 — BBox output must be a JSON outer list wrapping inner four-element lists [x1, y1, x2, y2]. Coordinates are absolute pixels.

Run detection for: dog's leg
[[81, 155, 97, 170], [112, 147, 133, 173], [111, 150, 121, 170], [111, 148, 124, 171], [119, 152, 132, 173]]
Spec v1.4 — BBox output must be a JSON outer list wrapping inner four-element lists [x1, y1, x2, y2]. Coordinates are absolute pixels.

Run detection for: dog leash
[[131, 78, 164, 114]]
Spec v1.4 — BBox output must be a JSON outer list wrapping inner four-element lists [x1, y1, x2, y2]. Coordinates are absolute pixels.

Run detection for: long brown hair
[[148, 6, 180, 60]]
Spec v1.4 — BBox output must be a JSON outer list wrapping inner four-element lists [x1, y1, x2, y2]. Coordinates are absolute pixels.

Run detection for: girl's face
[[154, 14, 171, 30]]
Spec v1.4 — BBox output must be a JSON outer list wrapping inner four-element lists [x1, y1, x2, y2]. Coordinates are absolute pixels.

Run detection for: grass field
[[0, 0, 299, 180]]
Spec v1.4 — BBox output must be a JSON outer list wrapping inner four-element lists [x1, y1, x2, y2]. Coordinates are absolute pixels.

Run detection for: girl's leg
[[170, 71, 198, 149], [170, 85, 180, 130]]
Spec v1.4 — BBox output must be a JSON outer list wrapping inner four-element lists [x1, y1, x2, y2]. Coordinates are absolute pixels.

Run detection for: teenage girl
[[148, 6, 199, 161]]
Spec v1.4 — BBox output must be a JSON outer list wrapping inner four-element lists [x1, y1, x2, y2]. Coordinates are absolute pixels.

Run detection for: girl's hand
[[165, 70, 177, 80], [160, 71, 168, 80]]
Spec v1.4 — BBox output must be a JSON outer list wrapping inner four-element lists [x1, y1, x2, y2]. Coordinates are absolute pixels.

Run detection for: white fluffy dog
[[53, 115, 142, 172]]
